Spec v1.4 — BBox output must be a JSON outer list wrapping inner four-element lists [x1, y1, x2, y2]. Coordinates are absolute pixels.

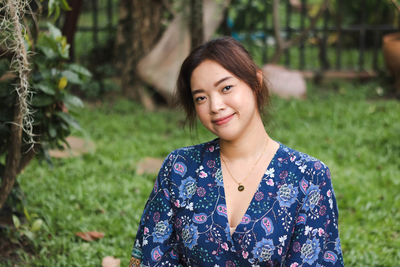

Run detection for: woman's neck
[[219, 116, 270, 162]]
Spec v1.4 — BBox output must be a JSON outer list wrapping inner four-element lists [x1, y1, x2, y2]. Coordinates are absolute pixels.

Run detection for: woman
[[130, 37, 343, 266]]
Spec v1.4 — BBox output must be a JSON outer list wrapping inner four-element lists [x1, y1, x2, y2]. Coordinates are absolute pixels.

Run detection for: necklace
[[221, 139, 268, 192]]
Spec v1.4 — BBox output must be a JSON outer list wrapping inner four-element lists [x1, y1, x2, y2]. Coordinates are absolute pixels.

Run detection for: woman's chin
[[212, 130, 240, 142]]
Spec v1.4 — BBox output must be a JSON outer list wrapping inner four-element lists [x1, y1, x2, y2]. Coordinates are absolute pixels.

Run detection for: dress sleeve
[[285, 162, 344, 266], [130, 152, 181, 267]]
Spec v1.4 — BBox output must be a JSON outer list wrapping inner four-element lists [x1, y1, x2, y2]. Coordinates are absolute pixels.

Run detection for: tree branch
[[390, 0, 400, 13]]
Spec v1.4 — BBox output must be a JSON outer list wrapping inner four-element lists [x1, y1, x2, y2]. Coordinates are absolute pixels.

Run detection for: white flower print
[[167, 209, 173, 217], [279, 235, 287, 245], [265, 168, 275, 177], [299, 165, 306, 173], [186, 202, 194, 211], [305, 225, 313, 235]]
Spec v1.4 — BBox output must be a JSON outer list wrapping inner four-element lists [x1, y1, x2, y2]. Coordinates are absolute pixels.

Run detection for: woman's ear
[[257, 69, 264, 85]]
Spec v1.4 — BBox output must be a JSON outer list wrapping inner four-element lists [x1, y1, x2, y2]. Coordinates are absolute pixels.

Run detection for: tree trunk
[[62, 0, 83, 61], [0, 99, 23, 210], [190, 0, 204, 50], [0, 0, 30, 210], [114, 0, 164, 106]]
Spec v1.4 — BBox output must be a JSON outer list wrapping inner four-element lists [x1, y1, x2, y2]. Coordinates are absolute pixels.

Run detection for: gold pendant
[[238, 184, 244, 191]]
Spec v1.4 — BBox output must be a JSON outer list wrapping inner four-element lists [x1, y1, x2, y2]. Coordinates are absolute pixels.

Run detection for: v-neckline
[[216, 139, 282, 238]]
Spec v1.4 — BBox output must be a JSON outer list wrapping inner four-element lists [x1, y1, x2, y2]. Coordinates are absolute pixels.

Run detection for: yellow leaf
[[58, 76, 68, 90], [31, 219, 43, 232]]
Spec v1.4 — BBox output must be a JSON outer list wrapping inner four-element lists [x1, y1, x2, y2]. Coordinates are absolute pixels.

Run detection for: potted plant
[[383, 32, 400, 94], [382, 0, 400, 95]]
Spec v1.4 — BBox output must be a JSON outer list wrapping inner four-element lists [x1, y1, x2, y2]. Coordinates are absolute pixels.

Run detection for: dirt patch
[[49, 136, 95, 158]]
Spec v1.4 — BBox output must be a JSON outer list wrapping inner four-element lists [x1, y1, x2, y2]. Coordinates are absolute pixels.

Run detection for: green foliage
[[73, 35, 120, 99], [0, 0, 91, 255], [228, 0, 272, 34], [5, 81, 399, 266], [9, 208, 45, 245], [0, 22, 91, 161], [331, 0, 399, 27], [46, 0, 71, 20]]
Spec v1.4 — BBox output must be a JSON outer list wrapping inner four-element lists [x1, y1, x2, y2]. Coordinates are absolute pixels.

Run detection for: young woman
[[130, 37, 343, 266]]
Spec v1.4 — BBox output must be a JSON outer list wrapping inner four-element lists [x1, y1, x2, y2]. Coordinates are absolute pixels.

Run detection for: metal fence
[[74, 0, 398, 74]]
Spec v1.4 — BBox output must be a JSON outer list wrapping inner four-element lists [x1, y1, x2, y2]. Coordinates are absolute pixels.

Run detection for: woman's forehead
[[190, 60, 235, 88]]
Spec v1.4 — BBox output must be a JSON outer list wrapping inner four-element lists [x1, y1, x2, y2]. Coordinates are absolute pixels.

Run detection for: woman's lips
[[212, 113, 235, 126]]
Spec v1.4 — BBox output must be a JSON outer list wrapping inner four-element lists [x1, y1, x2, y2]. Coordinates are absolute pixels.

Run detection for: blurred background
[[0, 0, 399, 266]]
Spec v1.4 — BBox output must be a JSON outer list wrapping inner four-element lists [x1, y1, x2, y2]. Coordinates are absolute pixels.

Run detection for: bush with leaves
[[0, 22, 91, 164], [0, 0, 91, 251]]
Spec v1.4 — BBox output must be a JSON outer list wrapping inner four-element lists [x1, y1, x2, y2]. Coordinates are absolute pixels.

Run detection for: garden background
[[0, 0, 399, 266]]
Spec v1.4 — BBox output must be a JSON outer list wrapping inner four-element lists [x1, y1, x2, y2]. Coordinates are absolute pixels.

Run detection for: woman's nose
[[209, 94, 225, 113]]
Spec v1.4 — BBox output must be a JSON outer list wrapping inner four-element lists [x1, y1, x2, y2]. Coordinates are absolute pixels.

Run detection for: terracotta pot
[[383, 32, 400, 93]]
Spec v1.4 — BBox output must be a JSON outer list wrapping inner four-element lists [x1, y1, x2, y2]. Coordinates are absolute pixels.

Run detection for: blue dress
[[130, 138, 344, 266]]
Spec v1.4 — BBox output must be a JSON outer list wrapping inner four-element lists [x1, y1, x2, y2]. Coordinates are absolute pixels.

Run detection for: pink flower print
[[266, 179, 274, 186], [197, 187, 206, 197], [278, 247, 283, 255], [153, 212, 160, 222], [174, 218, 182, 228], [221, 242, 229, 251], [290, 263, 299, 267], [293, 241, 301, 252], [327, 189, 332, 197], [242, 251, 249, 259], [208, 145, 214, 152], [255, 191, 264, 201], [318, 228, 325, 236], [326, 168, 331, 179], [319, 205, 327, 216], [199, 171, 208, 178], [290, 155, 296, 162], [174, 200, 180, 208], [314, 161, 322, 170], [207, 160, 215, 168], [144, 227, 149, 235], [279, 170, 288, 179]]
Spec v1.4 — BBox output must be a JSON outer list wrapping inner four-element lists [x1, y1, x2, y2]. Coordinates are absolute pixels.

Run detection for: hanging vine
[[0, 0, 35, 149], [0, 0, 35, 209], [0, 0, 91, 210]]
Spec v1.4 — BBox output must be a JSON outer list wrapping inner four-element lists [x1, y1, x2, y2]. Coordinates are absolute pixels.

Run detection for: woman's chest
[[172, 180, 300, 266]]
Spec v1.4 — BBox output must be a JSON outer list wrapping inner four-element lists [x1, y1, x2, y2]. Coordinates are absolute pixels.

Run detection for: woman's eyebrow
[[214, 76, 232, 87], [192, 88, 205, 95], [192, 76, 233, 95]]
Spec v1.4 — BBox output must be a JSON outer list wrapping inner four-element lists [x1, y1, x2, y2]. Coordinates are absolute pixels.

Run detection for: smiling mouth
[[212, 113, 235, 126]]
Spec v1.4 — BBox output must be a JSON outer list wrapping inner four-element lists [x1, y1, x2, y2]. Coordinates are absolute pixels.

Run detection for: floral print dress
[[130, 138, 344, 266]]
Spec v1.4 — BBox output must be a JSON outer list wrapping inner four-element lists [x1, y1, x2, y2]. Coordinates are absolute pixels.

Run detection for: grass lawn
[[4, 80, 400, 266]]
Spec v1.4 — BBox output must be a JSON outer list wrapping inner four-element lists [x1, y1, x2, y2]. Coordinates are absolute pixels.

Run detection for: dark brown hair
[[176, 36, 270, 129]]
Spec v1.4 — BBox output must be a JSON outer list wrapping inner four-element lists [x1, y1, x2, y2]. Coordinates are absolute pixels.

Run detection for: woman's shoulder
[[167, 138, 219, 162], [276, 141, 332, 181]]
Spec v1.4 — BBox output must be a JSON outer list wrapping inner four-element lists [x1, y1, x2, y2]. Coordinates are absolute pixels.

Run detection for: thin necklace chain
[[221, 138, 269, 192]]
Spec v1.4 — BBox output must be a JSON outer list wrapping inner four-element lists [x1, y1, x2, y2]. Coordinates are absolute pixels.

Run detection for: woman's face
[[190, 60, 260, 141]]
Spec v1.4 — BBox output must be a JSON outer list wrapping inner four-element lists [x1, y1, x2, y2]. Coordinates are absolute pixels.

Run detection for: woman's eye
[[222, 85, 232, 92], [195, 96, 206, 103]]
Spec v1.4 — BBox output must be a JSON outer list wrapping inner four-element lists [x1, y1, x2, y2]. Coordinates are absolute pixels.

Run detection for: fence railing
[[225, 0, 398, 73], [73, 0, 398, 74]]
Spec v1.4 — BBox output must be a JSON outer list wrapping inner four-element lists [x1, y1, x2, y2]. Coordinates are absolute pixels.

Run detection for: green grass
[[4, 81, 400, 266]]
